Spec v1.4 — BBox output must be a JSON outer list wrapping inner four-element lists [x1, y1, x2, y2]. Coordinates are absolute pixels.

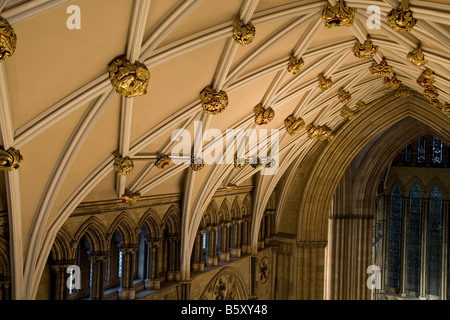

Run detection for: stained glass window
[[388, 184, 402, 289], [427, 185, 442, 297], [432, 137, 443, 164], [417, 138, 426, 163], [407, 184, 422, 293]]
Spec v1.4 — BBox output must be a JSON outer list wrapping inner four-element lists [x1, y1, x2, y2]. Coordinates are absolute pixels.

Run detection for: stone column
[[206, 227, 218, 266], [419, 198, 429, 299], [326, 214, 373, 300], [191, 231, 205, 272], [89, 252, 108, 300], [258, 214, 266, 249], [178, 280, 191, 300], [231, 220, 242, 258], [219, 223, 230, 262], [298, 241, 327, 300], [145, 240, 162, 289], [119, 245, 137, 300], [399, 197, 409, 296], [441, 200, 449, 300], [50, 262, 73, 300]]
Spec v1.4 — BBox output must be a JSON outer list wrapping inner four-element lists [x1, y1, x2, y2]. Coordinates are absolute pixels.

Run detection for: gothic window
[[432, 137, 443, 164], [388, 184, 402, 289], [417, 138, 426, 164], [427, 185, 442, 297], [118, 251, 123, 278], [407, 184, 422, 293]]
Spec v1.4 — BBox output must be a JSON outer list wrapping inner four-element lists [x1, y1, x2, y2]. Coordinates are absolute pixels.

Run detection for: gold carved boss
[[407, 42, 427, 66], [352, 38, 378, 59], [0, 147, 23, 171], [108, 55, 150, 98], [254, 104, 275, 125], [369, 58, 392, 77], [200, 86, 229, 115], [306, 124, 334, 141], [321, 0, 355, 28], [287, 53, 304, 75], [383, 74, 401, 90], [284, 115, 305, 136], [318, 73, 333, 91], [0, 18, 16, 62], [232, 17, 256, 45], [387, 0, 417, 32], [114, 154, 134, 175]]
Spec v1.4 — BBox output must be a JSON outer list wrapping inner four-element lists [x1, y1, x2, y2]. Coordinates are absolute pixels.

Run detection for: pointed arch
[[51, 225, 75, 261], [243, 194, 252, 217], [231, 197, 241, 219], [219, 198, 231, 222], [72, 216, 108, 253], [265, 191, 276, 211], [107, 212, 138, 247], [163, 205, 181, 234], [386, 175, 406, 197], [201, 200, 220, 228], [405, 177, 426, 196], [138, 208, 162, 239], [425, 178, 448, 199]]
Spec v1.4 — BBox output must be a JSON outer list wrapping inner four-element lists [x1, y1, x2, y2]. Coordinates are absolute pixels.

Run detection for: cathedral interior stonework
[[0, 0, 448, 302]]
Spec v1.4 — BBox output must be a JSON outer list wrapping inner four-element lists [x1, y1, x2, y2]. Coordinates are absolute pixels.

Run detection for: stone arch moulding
[[404, 176, 427, 197], [424, 177, 448, 200], [352, 118, 448, 217], [297, 94, 450, 242], [199, 266, 249, 300]]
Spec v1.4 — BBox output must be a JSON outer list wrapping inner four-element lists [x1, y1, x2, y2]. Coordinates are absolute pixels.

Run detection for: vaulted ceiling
[[0, 0, 448, 299]]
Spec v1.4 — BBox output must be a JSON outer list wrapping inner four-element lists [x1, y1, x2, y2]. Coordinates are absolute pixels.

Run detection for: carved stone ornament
[[406, 42, 428, 66], [355, 100, 366, 111], [200, 85, 229, 115], [423, 86, 438, 101], [226, 184, 237, 191], [383, 74, 401, 90], [340, 105, 355, 120], [108, 55, 150, 98], [338, 88, 352, 104], [287, 53, 304, 75], [417, 68, 434, 88], [234, 154, 246, 169], [0, 147, 23, 171], [121, 193, 141, 204], [321, 0, 355, 28], [318, 73, 333, 91], [191, 155, 204, 171], [386, 0, 417, 32], [307, 124, 334, 141], [284, 114, 305, 136], [259, 257, 269, 284], [352, 38, 378, 59], [442, 103, 450, 117], [154, 155, 171, 169], [114, 154, 134, 175], [232, 17, 256, 45], [254, 103, 275, 125], [0, 18, 16, 62], [394, 84, 413, 97], [369, 58, 392, 77]]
